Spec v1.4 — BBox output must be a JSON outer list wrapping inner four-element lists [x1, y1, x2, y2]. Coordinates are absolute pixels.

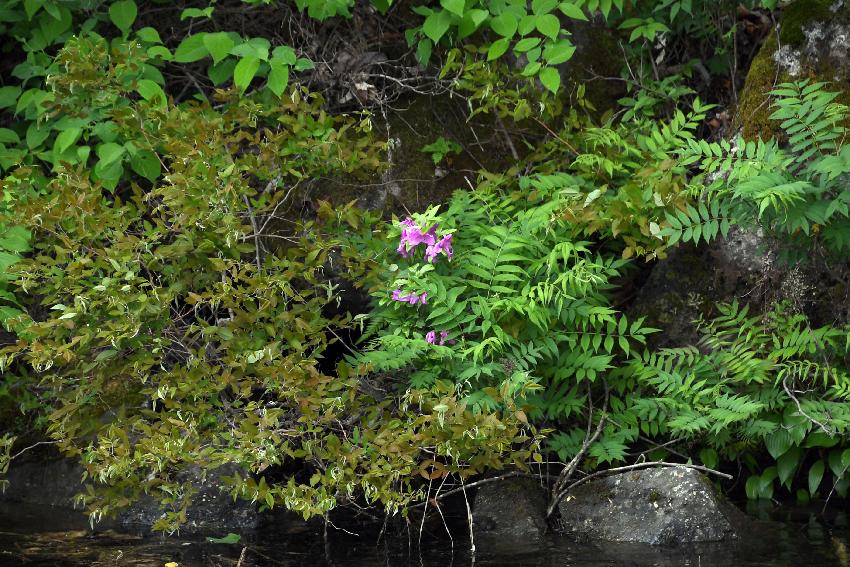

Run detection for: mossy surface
[[736, 34, 782, 141], [778, 0, 834, 46]]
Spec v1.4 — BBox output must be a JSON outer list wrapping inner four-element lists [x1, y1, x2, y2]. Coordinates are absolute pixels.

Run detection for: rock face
[[737, 0, 850, 140], [558, 467, 742, 545], [0, 454, 258, 534], [472, 477, 548, 543]]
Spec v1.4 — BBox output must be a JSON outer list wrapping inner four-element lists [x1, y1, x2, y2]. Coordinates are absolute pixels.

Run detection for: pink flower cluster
[[397, 217, 453, 263], [425, 330, 451, 345], [392, 289, 428, 305]]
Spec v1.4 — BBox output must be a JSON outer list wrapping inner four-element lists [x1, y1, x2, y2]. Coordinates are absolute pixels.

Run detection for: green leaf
[[136, 79, 166, 107], [181, 6, 214, 19], [136, 27, 162, 43], [207, 533, 241, 544], [0, 227, 31, 253], [24, 0, 44, 20], [174, 34, 209, 63], [97, 142, 125, 167], [490, 13, 518, 37], [458, 9, 488, 39], [543, 39, 575, 64], [808, 460, 825, 496], [559, 2, 587, 20], [699, 447, 718, 470], [416, 39, 433, 64], [532, 0, 558, 14], [54, 127, 81, 155], [765, 429, 793, 460], [487, 37, 511, 61], [538, 67, 560, 93], [272, 46, 297, 65], [267, 60, 290, 97], [535, 14, 561, 39], [203, 33, 235, 65], [109, 0, 137, 34], [233, 56, 260, 94], [440, 0, 465, 16], [0, 87, 21, 109], [777, 447, 801, 487], [423, 10, 453, 43], [130, 150, 161, 182], [25, 122, 50, 150], [0, 129, 19, 145]]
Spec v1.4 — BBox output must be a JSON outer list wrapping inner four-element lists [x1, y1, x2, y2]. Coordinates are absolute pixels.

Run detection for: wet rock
[[557, 467, 745, 545], [0, 454, 258, 535], [118, 464, 259, 534], [472, 477, 548, 543]]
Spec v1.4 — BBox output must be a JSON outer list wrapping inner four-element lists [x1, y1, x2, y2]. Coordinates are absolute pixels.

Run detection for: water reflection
[[0, 501, 848, 566]]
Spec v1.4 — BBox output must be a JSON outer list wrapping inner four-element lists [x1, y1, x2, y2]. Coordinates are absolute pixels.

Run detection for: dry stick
[[418, 475, 433, 549], [547, 384, 608, 518], [409, 471, 537, 508], [495, 114, 520, 161], [460, 476, 475, 556], [242, 195, 262, 271], [434, 475, 454, 553], [782, 376, 833, 435], [236, 546, 247, 567]]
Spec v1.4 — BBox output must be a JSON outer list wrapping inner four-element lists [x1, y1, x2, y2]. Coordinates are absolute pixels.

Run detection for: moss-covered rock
[[736, 0, 850, 139]]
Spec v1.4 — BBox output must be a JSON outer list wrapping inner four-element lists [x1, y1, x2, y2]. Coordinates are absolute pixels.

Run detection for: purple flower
[[397, 217, 444, 259], [439, 330, 448, 345], [419, 292, 428, 305], [425, 330, 436, 344], [425, 233, 453, 263], [392, 289, 403, 301]]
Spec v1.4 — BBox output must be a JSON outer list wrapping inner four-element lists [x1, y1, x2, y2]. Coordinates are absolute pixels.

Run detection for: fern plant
[[346, 177, 657, 468], [666, 80, 850, 256], [624, 300, 850, 500]]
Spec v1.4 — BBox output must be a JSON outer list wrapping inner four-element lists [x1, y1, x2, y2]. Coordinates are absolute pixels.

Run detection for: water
[[1, 501, 848, 566]]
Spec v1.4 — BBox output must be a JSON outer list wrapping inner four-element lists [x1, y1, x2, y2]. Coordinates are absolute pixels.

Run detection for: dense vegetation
[[2, 0, 850, 534]]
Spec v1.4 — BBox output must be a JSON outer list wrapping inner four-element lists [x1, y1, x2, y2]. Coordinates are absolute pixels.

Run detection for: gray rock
[[472, 477, 548, 543], [0, 454, 258, 535], [557, 467, 744, 545]]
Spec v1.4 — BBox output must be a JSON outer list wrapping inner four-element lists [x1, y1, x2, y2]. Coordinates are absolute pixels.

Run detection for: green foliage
[[349, 178, 657, 470], [624, 300, 850, 499], [421, 137, 462, 164], [669, 80, 850, 256]]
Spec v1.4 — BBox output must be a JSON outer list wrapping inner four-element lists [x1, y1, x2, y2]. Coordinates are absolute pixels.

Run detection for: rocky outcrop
[[737, 0, 850, 140], [557, 467, 744, 545], [472, 477, 549, 543], [0, 454, 258, 535]]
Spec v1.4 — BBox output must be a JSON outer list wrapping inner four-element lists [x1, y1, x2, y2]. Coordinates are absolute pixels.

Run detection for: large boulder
[[472, 477, 549, 544], [0, 453, 259, 535], [557, 467, 744, 545], [737, 0, 850, 140]]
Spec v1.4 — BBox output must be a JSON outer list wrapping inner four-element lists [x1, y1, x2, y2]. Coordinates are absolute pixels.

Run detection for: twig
[[460, 475, 475, 555], [10, 440, 60, 461], [236, 546, 247, 567], [409, 471, 536, 508], [242, 195, 262, 271]]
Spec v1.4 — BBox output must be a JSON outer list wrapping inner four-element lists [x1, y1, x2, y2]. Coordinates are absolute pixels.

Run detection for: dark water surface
[[1, 501, 849, 566]]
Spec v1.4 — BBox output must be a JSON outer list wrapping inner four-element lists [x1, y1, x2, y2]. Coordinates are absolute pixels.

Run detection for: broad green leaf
[[535, 14, 560, 39], [490, 13, 518, 37], [0, 87, 21, 109], [538, 67, 560, 93], [458, 9, 488, 39], [181, 6, 214, 19], [267, 60, 289, 97], [136, 80, 166, 108], [487, 37, 511, 61], [423, 10, 452, 43], [136, 26, 162, 43], [174, 34, 209, 63], [24, 0, 44, 20], [543, 39, 575, 64], [0, 227, 31, 253], [0, 129, 19, 145], [440, 0, 465, 16], [203, 33, 235, 65], [25, 122, 50, 149], [54, 127, 81, 155], [559, 2, 587, 19], [808, 460, 825, 496], [97, 142, 125, 167], [233, 56, 260, 94], [109, 0, 137, 34], [130, 150, 161, 182], [272, 45, 297, 65]]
